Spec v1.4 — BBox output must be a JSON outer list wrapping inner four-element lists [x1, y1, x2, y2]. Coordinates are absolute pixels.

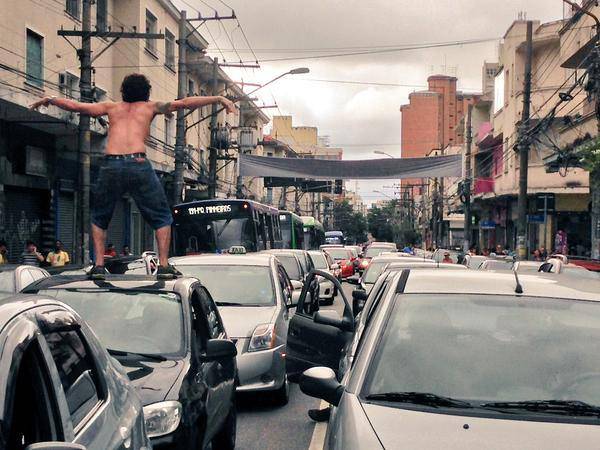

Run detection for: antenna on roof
[[513, 269, 524, 294]]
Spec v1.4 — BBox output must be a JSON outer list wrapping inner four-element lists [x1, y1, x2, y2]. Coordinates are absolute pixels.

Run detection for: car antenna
[[513, 269, 523, 294]]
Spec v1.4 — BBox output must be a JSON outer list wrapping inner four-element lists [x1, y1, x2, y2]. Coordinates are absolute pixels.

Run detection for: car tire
[[272, 375, 290, 406], [211, 400, 236, 450]]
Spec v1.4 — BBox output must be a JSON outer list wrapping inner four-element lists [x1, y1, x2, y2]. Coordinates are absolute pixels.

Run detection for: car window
[[363, 293, 600, 409], [277, 266, 293, 305], [7, 341, 61, 448], [309, 252, 328, 270], [197, 287, 225, 339], [276, 255, 302, 280], [43, 329, 102, 428]]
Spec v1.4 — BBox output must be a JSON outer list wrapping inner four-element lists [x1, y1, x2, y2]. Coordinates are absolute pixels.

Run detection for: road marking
[[308, 400, 329, 450]]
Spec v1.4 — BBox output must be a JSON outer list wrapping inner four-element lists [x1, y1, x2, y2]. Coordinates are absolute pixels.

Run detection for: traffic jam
[[2, 199, 600, 450]]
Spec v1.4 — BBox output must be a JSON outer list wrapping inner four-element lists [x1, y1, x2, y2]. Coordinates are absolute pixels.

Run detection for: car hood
[[218, 306, 277, 338], [116, 357, 185, 405], [362, 402, 600, 449]]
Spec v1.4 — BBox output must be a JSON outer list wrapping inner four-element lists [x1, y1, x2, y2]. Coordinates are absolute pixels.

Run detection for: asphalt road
[[235, 280, 354, 450]]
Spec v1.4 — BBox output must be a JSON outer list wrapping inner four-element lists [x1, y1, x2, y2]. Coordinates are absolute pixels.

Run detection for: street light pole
[[374, 150, 394, 158]]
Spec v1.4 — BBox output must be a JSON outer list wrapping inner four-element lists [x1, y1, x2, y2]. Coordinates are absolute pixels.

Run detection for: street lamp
[[374, 150, 395, 158]]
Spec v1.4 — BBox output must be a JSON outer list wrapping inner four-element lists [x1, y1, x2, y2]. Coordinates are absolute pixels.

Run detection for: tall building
[[400, 75, 478, 193]]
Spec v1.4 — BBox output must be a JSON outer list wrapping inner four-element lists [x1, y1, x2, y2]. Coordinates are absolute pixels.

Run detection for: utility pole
[[58, 12, 163, 264], [208, 57, 219, 198], [463, 103, 473, 253], [432, 178, 439, 247], [516, 20, 533, 260], [235, 100, 245, 199], [76, 0, 92, 265], [172, 10, 187, 205]]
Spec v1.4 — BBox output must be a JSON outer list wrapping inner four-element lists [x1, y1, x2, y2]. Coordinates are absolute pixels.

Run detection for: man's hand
[[220, 97, 237, 114], [29, 96, 52, 110]]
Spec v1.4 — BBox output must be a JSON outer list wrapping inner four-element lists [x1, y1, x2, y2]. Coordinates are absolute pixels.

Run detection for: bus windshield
[[174, 206, 256, 254]]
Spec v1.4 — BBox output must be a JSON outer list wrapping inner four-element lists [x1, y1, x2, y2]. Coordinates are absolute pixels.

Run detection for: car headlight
[[143, 401, 182, 438], [361, 260, 369, 267], [248, 323, 276, 352]]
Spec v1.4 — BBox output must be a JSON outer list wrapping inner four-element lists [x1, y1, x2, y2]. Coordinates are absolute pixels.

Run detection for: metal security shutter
[[2, 187, 49, 263], [106, 198, 126, 252], [57, 192, 75, 256]]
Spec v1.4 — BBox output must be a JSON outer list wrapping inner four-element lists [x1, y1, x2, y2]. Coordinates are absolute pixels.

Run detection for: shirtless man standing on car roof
[[31, 73, 236, 279]]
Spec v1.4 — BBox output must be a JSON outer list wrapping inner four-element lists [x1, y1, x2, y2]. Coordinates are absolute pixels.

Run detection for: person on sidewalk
[[30, 73, 236, 279], [20, 241, 44, 267], [46, 240, 70, 267], [0, 240, 8, 265]]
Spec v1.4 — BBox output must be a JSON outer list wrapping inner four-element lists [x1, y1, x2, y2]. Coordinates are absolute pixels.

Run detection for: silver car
[[299, 269, 600, 449], [171, 253, 299, 405]]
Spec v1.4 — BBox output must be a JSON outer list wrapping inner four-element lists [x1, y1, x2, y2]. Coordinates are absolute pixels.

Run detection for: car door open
[[286, 269, 354, 377]]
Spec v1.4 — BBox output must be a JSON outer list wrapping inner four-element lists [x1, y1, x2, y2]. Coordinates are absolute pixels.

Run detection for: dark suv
[[24, 275, 238, 450]]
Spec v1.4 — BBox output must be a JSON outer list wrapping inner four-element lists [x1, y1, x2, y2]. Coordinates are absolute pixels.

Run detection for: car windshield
[[310, 252, 329, 270], [485, 260, 515, 270], [363, 294, 600, 408], [365, 247, 393, 258], [276, 255, 301, 280], [363, 261, 389, 284], [326, 248, 351, 260], [37, 289, 184, 356], [177, 265, 275, 306]]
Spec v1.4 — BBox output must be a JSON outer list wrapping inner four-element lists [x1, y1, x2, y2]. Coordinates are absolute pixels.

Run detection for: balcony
[[474, 177, 494, 195]]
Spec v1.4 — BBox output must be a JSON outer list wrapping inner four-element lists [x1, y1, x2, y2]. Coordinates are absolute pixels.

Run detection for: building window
[[26, 29, 43, 88], [188, 79, 195, 96], [96, 0, 107, 32], [165, 29, 175, 70], [59, 72, 79, 98], [145, 9, 157, 55], [164, 116, 173, 147], [66, 0, 80, 19]]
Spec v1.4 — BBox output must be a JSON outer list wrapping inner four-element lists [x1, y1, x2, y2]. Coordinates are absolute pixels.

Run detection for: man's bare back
[[30, 96, 236, 155]]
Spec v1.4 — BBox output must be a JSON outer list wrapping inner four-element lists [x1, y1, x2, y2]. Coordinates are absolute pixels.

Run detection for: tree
[[332, 200, 368, 243]]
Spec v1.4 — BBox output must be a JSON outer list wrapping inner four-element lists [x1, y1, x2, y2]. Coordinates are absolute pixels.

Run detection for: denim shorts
[[91, 156, 173, 230]]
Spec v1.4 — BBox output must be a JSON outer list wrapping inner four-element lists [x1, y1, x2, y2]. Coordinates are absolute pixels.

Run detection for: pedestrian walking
[[20, 240, 44, 267], [30, 73, 236, 279], [122, 245, 132, 256], [442, 252, 454, 264], [0, 240, 8, 265], [46, 240, 71, 267]]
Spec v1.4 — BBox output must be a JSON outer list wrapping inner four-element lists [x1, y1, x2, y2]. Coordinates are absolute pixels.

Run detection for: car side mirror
[[290, 279, 303, 290], [352, 289, 368, 316], [314, 310, 353, 332], [204, 339, 237, 361], [331, 263, 340, 270], [26, 444, 86, 450], [299, 366, 343, 406]]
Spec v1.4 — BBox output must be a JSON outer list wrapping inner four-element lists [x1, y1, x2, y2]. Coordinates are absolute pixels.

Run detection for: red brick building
[[400, 75, 478, 191]]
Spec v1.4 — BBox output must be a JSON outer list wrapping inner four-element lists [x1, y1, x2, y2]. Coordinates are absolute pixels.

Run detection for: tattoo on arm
[[156, 102, 172, 114]]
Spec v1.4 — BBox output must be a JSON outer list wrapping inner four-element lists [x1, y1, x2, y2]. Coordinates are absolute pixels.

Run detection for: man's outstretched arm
[[30, 96, 111, 117], [155, 95, 236, 115]]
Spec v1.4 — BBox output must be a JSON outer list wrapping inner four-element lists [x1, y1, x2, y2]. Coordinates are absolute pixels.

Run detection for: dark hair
[[0, 240, 6, 247], [26, 240, 35, 247], [120, 73, 151, 102]]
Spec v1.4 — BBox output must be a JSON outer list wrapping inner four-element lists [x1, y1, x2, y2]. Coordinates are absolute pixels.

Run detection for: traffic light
[[334, 179, 343, 195]]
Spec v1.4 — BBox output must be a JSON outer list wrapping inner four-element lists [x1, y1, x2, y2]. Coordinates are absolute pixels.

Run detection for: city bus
[[172, 199, 281, 255], [280, 211, 305, 249], [301, 216, 325, 250]]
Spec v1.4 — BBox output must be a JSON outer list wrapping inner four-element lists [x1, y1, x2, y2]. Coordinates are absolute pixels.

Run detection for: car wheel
[[211, 400, 236, 450], [271, 375, 290, 406]]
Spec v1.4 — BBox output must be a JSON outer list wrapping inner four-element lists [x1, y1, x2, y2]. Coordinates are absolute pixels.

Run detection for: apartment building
[[472, 18, 590, 255]]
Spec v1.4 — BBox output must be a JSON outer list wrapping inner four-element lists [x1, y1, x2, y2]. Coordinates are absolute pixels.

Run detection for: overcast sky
[[174, 0, 565, 204]]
